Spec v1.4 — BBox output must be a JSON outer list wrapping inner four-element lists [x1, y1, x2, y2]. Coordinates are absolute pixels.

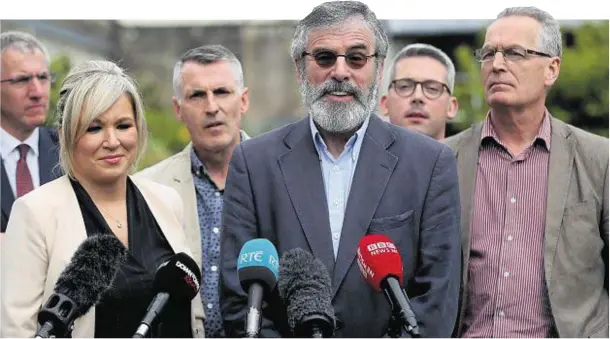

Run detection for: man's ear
[[172, 96, 183, 121], [545, 57, 561, 87], [446, 96, 459, 120], [295, 60, 303, 84], [240, 87, 250, 115], [376, 60, 385, 84], [379, 94, 390, 117]]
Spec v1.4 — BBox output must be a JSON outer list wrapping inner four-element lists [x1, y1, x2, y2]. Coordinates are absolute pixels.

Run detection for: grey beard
[[300, 71, 379, 134]]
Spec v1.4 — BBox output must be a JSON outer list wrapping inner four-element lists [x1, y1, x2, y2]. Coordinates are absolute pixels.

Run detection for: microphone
[[35, 234, 127, 338], [278, 248, 335, 338], [237, 238, 280, 338], [133, 252, 201, 338], [357, 234, 420, 337]]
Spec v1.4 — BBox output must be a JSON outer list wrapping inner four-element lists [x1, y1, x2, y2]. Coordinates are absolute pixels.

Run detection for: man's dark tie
[[16, 144, 34, 197]]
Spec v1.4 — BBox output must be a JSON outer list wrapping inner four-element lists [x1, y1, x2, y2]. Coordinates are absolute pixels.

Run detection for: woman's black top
[[70, 177, 192, 338]]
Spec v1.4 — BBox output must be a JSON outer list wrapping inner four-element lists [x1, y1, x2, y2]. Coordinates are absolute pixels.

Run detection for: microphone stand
[[387, 312, 420, 338], [245, 284, 264, 338], [296, 314, 334, 338], [382, 278, 420, 338]]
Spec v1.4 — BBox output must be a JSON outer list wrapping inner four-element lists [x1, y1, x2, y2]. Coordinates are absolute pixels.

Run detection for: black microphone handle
[[383, 276, 420, 337], [133, 292, 171, 338], [310, 325, 324, 338], [245, 283, 264, 338], [34, 321, 55, 338]]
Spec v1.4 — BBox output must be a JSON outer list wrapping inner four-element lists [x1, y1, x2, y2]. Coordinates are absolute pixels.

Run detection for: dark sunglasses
[[302, 51, 378, 69]]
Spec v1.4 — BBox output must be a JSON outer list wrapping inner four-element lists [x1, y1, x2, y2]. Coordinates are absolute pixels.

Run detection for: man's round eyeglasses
[[0, 72, 56, 86], [389, 78, 451, 100], [474, 46, 552, 63], [302, 51, 378, 69]]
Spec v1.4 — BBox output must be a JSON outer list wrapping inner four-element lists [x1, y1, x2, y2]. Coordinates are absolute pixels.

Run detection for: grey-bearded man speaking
[[218, 1, 462, 337]]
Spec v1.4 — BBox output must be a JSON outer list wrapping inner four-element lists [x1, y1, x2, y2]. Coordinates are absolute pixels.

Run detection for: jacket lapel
[[38, 127, 60, 184], [331, 115, 397, 297], [449, 122, 483, 336], [1, 160, 15, 224], [543, 118, 574, 283], [170, 144, 203, 268], [278, 117, 336, 277], [455, 122, 483, 285], [46, 177, 93, 337]]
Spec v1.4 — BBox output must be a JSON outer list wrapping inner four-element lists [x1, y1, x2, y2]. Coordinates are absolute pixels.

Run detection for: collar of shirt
[[309, 114, 370, 162], [189, 130, 248, 188], [480, 109, 551, 152], [0, 126, 40, 160]]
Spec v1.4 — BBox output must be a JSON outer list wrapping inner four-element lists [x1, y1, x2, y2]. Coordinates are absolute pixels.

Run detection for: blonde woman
[[0, 60, 205, 337]]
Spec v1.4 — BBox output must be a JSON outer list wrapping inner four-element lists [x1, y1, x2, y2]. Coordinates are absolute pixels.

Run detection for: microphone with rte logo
[[237, 238, 280, 338]]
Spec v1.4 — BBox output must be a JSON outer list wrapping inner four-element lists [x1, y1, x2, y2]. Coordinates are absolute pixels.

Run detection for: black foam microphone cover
[[278, 248, 335, 338], [36, 234, 127, 338]]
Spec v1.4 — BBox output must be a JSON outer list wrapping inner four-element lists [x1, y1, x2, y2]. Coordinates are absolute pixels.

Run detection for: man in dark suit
[[1, 31, 60, 233], [444, 6, 608, 338], [219, 1, 461, 337]]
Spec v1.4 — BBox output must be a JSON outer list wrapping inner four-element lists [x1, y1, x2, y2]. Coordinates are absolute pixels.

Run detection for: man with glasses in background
[[219, 1, 461, 337], [1, 31, 60, 234], [444, 7, 608, 338], [381, 43, 458, 141]]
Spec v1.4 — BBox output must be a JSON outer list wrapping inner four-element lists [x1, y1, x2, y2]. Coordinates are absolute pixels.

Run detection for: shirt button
[[510, 197, 516, 203], [507, 235, 513, 241], [333, 233, 340, 240], [333, 199, 341, 207], [498, 310, 505, 317], [333, 165, 340, 172], [213, 227, 220, 234], [211, 265, 218, 272], [215, 192, 221, 197], [504, 271, 510, 277], [207, 303, 213, 309]]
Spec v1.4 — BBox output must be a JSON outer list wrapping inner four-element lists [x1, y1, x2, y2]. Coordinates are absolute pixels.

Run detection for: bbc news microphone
[[132, 252, 201, 338], [35, 234, 127, 338], [278, 248, 335, 338], [236, 238, 280, 338], [357, 234, 420, 338]]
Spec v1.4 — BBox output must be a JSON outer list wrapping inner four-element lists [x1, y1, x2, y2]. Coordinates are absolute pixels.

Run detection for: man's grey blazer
[[219, 114, 462, 338]]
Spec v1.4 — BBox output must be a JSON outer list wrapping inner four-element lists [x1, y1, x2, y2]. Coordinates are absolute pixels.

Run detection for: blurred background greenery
[[42, 20, 608, 170]]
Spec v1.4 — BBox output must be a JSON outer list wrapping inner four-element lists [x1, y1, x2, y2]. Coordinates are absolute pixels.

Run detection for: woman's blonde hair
[[55, 60, 148, 179]]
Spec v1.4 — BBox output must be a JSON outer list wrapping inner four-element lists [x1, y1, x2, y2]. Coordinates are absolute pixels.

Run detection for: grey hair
[[496, 6, 562, 57], [172, 44, 244, 99], [290, 1, 388, 70], [0, 31, 50, 65], [388, 43, 456, 93], [55, 60, 148, 179]]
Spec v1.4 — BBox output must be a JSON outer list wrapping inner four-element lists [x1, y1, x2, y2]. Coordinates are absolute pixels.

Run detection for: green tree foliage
[[550, 21, 609, 137], [135, 73, 190, 170], [450, 21, 609, 137], [45, 54, 71, 127]]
